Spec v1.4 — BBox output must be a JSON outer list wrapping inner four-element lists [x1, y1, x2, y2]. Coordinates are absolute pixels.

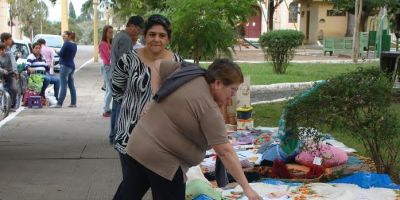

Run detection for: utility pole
[[61, 0, 68, 34], [93, 0, 99, 62], [352, 0, 362, 63]]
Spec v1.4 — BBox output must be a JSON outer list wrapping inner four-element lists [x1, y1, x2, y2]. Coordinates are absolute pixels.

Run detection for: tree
[[259, 30, 304, 74], [285, 68, 400, 181], [268, 0, 284, 31], [69, 1, 77, 19], [330, 0, 391, 35], [9, 0, 49, 37], [167, 0, 258, 64]]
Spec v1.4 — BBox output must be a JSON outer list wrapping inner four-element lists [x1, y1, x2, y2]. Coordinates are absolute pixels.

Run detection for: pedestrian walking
[[50, 31, 77, 108], [99, 25, 113, 117], [109, 15, 144, 145]]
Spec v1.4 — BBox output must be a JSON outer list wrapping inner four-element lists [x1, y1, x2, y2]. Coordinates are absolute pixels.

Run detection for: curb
[[251, 81, 318, 92]]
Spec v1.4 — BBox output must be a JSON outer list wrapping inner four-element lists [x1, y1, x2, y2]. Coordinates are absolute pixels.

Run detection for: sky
[[44, 0, 83, 22]]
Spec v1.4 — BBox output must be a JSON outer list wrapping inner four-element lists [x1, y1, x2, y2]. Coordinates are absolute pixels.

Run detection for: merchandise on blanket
[[290, 184, 321, 200], [236, 106, 253, 120], [203, 170, 261, 184], [222, 182, 291, 200], [304, 164, 325, 179], [305, 183, 398, 200], [237, 150, 262, 165], [260, 142, 299, 163], [185, 179, 222, 200], [187, 166, 210, 183], [28, 74, 44, 93], [253, 133, 272, 145], [22, 89, 40, 106], [271, 160, 293, 179], [295, 144, 348, 168], [324, 139, 356, 153], [237, 119, 254, 130], [201, 156, 217, 173], [193, 194, 214, 200], [329, 172, 400, 189]]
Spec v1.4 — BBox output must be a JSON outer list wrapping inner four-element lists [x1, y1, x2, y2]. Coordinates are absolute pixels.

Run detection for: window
[[327, 10, 346, 17], [289, 2, 299, 23]]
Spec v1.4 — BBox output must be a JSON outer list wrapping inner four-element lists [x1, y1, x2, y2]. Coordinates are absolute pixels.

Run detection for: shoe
[[49, 104, 62, 108], [101, 86, 105, 91], [102, 111, 111, 117], [68, 104, 77, 108]]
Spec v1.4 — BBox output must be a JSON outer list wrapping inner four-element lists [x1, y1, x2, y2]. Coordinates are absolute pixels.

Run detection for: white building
[[244, 0, 300, 40]]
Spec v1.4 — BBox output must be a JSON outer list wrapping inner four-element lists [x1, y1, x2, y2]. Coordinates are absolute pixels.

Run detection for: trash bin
[[380, 51, 400, 74]]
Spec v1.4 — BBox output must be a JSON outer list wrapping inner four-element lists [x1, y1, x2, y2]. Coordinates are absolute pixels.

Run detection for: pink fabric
[[295, 144, 348, 168], [40, 45, 55, 67], [99, 41, 111, 65]]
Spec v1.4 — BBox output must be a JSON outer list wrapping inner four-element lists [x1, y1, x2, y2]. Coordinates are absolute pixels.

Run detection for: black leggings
[[113, 155, 185, 200]]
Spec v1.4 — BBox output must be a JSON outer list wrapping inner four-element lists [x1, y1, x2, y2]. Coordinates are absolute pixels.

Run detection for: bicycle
[[0, 75, 11, 120]]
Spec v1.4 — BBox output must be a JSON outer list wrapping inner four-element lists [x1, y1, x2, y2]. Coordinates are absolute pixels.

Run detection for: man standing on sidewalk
[[109, 16, 144, 145], [1, 32, 18, 111]]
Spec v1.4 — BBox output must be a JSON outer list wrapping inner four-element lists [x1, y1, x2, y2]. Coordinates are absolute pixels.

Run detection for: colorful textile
[[295, 144, 348, 168], [185, 180, 222, 200]]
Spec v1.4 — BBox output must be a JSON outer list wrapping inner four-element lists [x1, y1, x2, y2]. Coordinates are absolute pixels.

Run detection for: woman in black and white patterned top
[[111, 14, 183, 179]]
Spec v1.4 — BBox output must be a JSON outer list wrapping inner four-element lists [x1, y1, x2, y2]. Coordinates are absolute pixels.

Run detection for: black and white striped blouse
[[112, 49, 183, 154]]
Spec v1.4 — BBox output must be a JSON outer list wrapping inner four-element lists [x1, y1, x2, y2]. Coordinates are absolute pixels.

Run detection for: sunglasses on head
[[148, 15, 170, 27]]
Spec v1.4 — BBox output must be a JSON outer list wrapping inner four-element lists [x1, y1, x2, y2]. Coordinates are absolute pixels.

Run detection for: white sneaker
[[49, 104, 62, 108]]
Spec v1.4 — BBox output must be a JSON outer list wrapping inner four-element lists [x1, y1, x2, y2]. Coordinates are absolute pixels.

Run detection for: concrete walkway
[[0, 62, 121, 200]]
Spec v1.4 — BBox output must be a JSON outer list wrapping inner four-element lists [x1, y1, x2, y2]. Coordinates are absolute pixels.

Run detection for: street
[[0, 45, 121, 200]]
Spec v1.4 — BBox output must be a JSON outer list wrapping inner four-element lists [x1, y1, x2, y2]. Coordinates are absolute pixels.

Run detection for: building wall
[[318, 2, 347, 38], [0, 0, 8, 34], [299, 1, 347, 44], [274, 0, 300, 30], [245, 0, 300, 39]]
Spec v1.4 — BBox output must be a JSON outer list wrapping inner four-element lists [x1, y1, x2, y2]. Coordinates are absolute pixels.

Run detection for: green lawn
[[236, 62, 379, 85]]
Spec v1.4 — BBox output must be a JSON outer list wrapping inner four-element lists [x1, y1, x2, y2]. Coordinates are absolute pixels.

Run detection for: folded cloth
[[153, 61, 206, 102]]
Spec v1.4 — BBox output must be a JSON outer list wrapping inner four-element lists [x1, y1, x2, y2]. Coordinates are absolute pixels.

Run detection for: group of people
[[0, 31, 78, 109], [100, 14, 263, 200]]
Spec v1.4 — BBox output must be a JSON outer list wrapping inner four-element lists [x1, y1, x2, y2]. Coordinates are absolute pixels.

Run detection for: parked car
[[32, 34, 64, 72], [11, 39, 32, 72]]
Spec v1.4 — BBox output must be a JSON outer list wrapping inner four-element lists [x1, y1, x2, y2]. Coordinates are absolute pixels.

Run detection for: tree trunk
[[360, 11, 368, 32], [352, 0, 362, 63], [345, 13, 355, 37], [268, 0, 275, 31]]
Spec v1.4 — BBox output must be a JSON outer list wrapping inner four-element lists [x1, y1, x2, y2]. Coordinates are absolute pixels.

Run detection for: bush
[[284, 67, 400, 179], [259, 30, 304, 74]]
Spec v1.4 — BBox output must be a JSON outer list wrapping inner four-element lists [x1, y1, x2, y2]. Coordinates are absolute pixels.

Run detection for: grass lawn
[[236, 62, 379, 85]]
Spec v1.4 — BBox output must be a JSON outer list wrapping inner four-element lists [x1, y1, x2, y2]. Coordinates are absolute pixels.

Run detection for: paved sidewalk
[[0, 62, 122, 200]]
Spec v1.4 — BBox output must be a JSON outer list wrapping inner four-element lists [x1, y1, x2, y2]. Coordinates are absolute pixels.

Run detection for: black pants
[[113, 155, 185, 200], [4, 74, 18, 108]]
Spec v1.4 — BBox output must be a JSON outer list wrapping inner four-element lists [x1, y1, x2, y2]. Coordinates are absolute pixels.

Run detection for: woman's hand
[[243, 186, 263, 200]]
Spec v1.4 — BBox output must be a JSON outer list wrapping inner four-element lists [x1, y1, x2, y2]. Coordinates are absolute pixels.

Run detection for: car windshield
[[35, 36, 63, 48], [11, 43, 30, 59]]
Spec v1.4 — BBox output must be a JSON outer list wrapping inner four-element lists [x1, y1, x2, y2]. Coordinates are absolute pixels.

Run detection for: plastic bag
[[28, 74, 44, 93]]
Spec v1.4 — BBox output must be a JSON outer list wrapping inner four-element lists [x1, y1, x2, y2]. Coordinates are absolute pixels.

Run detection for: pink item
[[99, 41, 111, 65], [295, 144, 348, 168], [40, 45, 55, 74]]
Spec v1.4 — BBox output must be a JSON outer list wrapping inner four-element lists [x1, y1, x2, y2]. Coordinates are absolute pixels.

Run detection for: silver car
[[33, 34, 64, 72]]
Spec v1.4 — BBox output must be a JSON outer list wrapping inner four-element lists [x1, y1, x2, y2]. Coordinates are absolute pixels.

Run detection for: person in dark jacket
[[50, 31, 77, 108]]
